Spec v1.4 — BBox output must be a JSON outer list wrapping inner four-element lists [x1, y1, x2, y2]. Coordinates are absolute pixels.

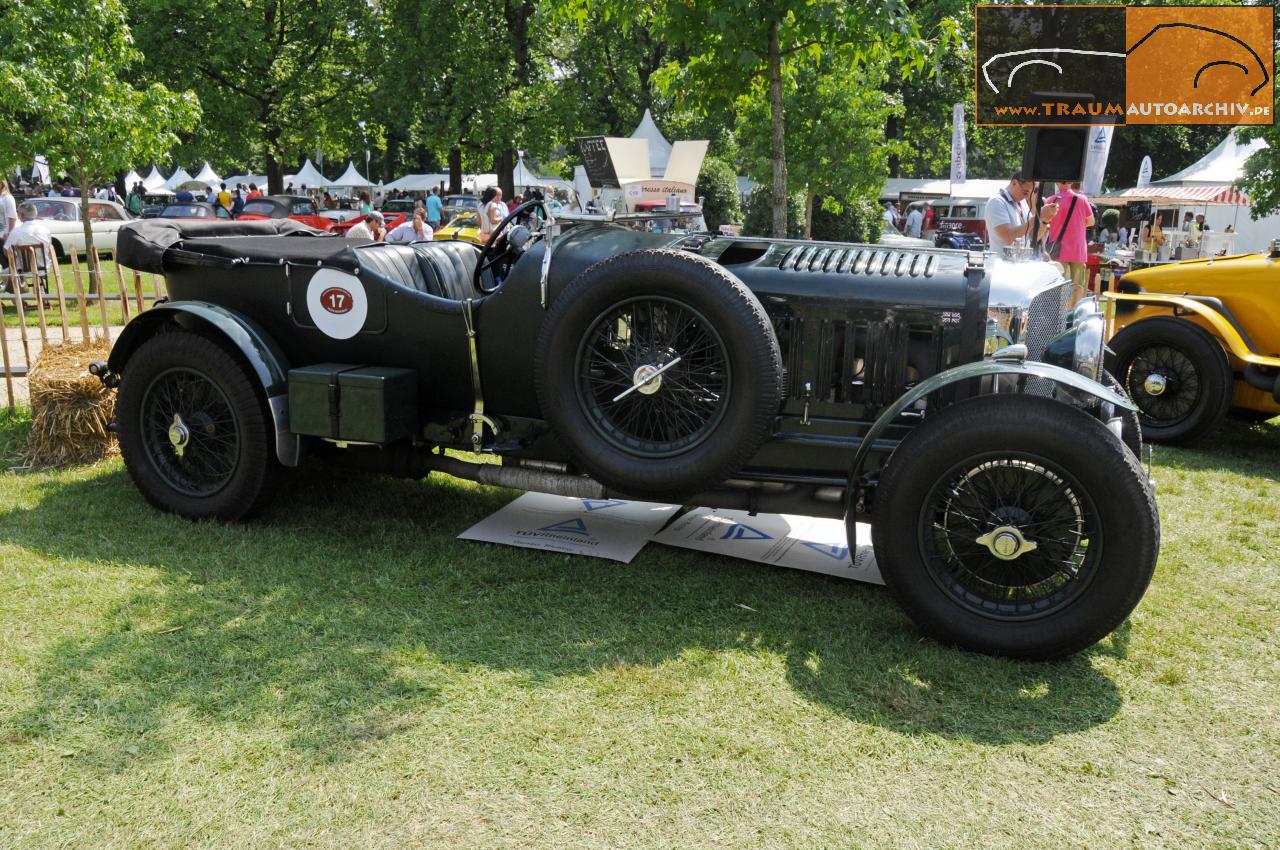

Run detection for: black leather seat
[[354, 244, 430, 293], [353, 241, 481, 301], [412, 241, 482, 301]]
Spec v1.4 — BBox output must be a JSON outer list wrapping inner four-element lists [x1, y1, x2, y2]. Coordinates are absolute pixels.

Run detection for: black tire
[[534, 248, 783, 499], [870, 394, 1159, 660], [1108, 317, 1232, 446], [117, 329, 282, 520]]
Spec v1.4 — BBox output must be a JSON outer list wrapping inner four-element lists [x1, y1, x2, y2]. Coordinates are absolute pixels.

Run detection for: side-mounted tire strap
[[462, 298, 499, 447]]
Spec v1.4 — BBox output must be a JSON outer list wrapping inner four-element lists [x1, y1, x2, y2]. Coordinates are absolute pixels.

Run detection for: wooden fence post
[[113, 257, 131, 324], [68, 251, 91, 341], [91, 253, 110, 341], [0, 284, 12, 411], [22, 247, 50, 350], [48, 248, 71, 339]]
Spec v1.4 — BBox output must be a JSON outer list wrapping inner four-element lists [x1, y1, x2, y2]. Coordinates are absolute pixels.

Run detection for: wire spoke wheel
[[140, 367, 241, 498], [1125, 343, 1200, 428], [921, 455, 1101, 620], [575, 296, 731, 457]]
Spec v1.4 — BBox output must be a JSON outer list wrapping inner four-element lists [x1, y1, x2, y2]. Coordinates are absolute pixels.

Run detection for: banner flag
[[950, 104, 967, 186], [1082, 125, 1114, 196], [1137, 155, 1153, 189]]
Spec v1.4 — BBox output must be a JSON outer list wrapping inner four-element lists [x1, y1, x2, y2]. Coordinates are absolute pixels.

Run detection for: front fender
[[108, 301, 299, 466], [846, 359, 1134, 507]]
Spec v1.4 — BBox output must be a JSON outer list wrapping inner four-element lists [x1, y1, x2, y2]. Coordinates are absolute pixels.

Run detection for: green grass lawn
[[1, 410, 1277, 848]]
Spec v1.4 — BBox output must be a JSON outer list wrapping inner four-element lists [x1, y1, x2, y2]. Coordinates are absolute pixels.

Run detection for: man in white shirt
[[4, 202, 54, 277], [983, 171, 1037, 253], [385, 210, 433, 243], [881, 202, 900, 232], [904, 204, 924, 238]]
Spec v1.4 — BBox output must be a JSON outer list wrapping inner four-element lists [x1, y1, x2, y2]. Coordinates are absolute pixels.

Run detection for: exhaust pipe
[[1243, 364, 1280, 404]]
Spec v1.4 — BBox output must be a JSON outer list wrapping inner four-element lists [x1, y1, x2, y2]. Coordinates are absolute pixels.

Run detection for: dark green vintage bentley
[[105, 201, 1159, 659]]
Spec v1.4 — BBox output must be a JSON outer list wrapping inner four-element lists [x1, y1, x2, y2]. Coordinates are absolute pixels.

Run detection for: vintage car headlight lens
[[1043, 310, 1105, 383]]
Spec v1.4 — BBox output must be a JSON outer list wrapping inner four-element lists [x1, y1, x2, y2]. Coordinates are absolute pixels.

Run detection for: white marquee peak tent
[[1154, 131, 1266, 186], [287, 159, 329, 190], [193, 162, 221, 191], [384, 173, 449, 193], [327, 161, 372, 190], [142, 166, 169, 192], [122, 170, 143, 190], [163, 167, 195, 192], [631, 109, 673, 178]]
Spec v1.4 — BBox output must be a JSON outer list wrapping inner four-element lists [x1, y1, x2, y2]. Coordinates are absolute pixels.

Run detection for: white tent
[[287, 158, 329, 190], [223, 174, 268, 190], [327, 161, 371, 190], [384, 173, 449, 193], [463, 173, 498, 193], [630, 109, 673, 178], [122, 170, 143, 190], [142, 166, 169, 192], [163, 167, 195, 192], [1154, 131, 1266, 186], [193, 162, 221, 190]]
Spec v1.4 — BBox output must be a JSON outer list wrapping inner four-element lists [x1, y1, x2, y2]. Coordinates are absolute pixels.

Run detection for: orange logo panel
[[1125, 7, 1273, 125]]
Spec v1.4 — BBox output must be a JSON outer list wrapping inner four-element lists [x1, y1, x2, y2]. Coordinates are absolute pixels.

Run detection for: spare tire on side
[[534, 248, 783, 500]]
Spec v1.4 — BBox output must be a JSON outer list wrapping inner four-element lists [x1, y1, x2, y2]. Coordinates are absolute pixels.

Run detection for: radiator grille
[[1024, 282, 1071, 362]]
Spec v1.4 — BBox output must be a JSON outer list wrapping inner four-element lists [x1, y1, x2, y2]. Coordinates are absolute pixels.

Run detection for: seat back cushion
[[412, 241, 482, 301], [354, 244, 432, 294]]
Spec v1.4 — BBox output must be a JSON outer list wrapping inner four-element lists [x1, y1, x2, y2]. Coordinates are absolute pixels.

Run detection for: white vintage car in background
[[20, 197, 135, 259]]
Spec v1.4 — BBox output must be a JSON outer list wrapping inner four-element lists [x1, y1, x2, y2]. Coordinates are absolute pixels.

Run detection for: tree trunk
[[448, 147, 462, 194], [78, 175, 99, 296], [886, 114, 900, 178], [804, 191, 815, 239], [767, 20, 788, 238], [497, 148, 515, 200], [265, 124, 284, 195]]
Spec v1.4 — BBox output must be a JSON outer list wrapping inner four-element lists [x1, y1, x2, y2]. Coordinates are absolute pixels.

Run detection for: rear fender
[[108, 302, 300, 466], [844, 360, 1135, 546]]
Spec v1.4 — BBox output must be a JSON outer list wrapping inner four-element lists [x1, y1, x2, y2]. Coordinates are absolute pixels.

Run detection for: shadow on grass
[[1, 463, 1131, 763], [1149, 416, 1280, 477]]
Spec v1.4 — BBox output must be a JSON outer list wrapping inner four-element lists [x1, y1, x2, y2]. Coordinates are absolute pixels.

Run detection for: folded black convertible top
[[117, 218, 337, 274]]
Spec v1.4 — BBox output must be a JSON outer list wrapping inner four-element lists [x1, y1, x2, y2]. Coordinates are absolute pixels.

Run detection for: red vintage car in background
[[235, 195, 334, 231]]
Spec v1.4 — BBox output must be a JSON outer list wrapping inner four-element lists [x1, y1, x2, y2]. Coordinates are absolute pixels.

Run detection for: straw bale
[[26, 339, 117, 468]]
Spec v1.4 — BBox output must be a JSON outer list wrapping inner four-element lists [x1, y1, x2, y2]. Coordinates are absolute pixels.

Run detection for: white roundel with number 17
[[306, 268, 368, 339]]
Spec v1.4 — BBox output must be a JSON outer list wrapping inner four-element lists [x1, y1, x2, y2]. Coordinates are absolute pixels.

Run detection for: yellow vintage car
[[433, 212, 484, 245], [1102, 242, 1280, 444]]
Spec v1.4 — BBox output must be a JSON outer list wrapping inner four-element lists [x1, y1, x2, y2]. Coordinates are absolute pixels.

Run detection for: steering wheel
[[474, 199, 549, 294]]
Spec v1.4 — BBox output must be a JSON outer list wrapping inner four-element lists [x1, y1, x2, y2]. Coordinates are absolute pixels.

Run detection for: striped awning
[[1102, 185, 1250, 206]]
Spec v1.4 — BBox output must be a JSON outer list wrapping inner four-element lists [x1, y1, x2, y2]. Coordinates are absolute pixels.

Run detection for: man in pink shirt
[[1040, 181, 1095, 303]]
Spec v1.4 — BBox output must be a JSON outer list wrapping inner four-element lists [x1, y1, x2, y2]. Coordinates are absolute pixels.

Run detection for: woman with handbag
[[1040, 181, 1096, 304]]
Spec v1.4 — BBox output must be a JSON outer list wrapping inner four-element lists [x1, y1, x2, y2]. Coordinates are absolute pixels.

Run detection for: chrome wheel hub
[[1143, 372, 1168, 396], [976, 525, 1039, 561], [168, 413, 190, 459], [632, 363, 663, 395]]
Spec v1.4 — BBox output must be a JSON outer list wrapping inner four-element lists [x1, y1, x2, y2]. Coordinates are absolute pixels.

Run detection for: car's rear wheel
[[117, 329, 282, 520], [869, 394, 1158, 660], [1109, 317, 1232, 445], [534, 249, 783, 500]]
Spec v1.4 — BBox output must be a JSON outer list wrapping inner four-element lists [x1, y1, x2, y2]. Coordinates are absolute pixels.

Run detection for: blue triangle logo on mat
[[799, 541, 850, 561], [720, 522, 772, 541], [538, 518, 592, 536], [581, 499, 627, 512]]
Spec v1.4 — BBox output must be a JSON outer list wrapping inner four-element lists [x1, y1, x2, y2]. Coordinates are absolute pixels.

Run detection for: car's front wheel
[[117, 329, 282, 521], [1109, 317, 1232, 445], [869, 394, 1159, 659]]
